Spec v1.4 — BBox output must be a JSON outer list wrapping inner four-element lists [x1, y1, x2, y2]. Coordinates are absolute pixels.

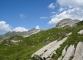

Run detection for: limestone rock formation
[[62, 45, 75, 60], [31, 32, 72, 60], [31, 36, 68, 60], [78, 30, 83, 34], [73, 42, 83, 60]]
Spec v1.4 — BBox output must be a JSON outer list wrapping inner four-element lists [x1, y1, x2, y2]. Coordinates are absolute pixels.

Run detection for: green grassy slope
[[0, 27, 72, 60]]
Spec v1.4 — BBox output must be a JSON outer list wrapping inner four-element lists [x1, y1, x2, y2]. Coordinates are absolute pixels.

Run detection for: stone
[[4, 43, 8, 46], [73, 42, 83, 60], [41, 37, 68, 59], [62, 45, 75, 60], [78, 30, 83, 34]]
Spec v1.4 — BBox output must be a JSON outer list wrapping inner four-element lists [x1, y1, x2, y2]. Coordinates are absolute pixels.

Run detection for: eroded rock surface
[[31, 32, 72, 60], [31, 40, 57, 58], [73, 42, 83, 60], [41, 37, 68, 59], [62, 45, 75, 60], [31, 37, 68, 60]]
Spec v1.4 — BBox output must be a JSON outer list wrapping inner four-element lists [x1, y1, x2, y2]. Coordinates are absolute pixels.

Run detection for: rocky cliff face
[[56, 18, 80, 28]]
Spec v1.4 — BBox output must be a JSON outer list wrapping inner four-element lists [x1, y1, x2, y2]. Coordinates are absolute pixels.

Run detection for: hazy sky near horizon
[[0, 0, 83, 34]]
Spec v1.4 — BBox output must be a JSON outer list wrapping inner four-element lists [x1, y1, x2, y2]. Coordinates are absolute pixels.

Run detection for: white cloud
[[48, 3, 55, 9], [48, 10, 69, 24], [13, 27, 28, 32], [0, 21, 11, 31], [20, 14, 26, 18], [0, 21, 29, 33], [57, 0, 83, 8], [59, 7, 65, 12], [35, 26, 40, 29], [48, 0, 83, 25], [40, 16, 48, 19]]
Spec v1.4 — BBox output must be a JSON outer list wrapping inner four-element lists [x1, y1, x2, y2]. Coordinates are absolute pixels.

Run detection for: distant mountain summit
[[23, 28, 40, 37], [0, 28, 41, 41], [56, 18, 80, 28]]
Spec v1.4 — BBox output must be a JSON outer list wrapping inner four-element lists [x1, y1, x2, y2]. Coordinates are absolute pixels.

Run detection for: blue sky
[[0, 0, 83, 34]]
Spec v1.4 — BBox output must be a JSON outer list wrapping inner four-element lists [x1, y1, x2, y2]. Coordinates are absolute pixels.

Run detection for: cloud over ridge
[[48, 0, 83, 25]]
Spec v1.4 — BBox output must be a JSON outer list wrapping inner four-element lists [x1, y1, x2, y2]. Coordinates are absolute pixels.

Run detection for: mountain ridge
[[0, 28, 41, 41]]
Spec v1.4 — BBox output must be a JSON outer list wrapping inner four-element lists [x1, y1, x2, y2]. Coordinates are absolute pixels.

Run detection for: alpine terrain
[[0, 18, 83, 60]]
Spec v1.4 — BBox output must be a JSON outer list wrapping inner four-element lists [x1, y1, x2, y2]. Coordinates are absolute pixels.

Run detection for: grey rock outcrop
[[78, 30, 83, 34], [73, 42, 83, 60], [31, 37, 68, 60], [58, 42, 83, 60], [62, 45, 75, 60]]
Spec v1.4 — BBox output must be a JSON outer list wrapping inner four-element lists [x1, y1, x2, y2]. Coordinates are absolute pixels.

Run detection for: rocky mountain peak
[[56, 18, 80, 28]]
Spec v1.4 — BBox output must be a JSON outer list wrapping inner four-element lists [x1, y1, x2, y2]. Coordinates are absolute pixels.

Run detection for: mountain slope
[[0, 19, 83, 60], [0, 26, 72, 60]]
